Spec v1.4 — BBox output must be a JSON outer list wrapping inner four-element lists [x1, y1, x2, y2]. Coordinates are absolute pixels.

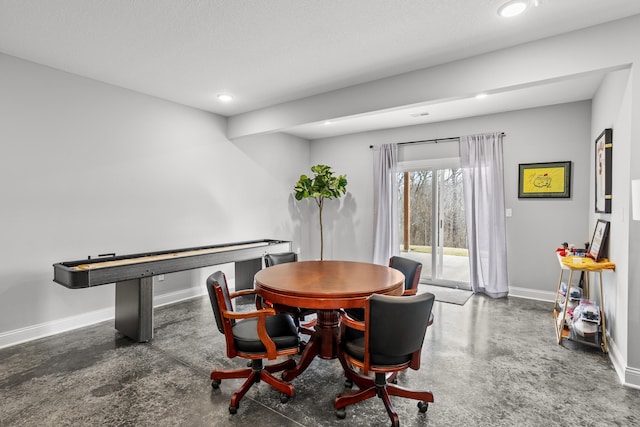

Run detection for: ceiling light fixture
[[217, 94, 233, 102], [497, 0, 528, 18], [475, 93, 488, 99]]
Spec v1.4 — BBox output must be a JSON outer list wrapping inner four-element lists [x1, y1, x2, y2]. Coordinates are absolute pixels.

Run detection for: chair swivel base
[[334, 370, 433, 427], [211, 358, 295, 414]]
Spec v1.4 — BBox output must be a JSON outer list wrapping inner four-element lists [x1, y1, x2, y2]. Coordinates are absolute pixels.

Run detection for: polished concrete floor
[[2, 293, 639, 426]]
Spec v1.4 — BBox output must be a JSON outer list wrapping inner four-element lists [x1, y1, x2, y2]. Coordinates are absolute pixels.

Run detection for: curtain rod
[[369, 132, 505, 148]]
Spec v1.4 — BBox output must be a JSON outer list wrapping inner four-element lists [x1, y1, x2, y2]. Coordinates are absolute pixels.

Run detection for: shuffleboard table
[[53, 239, 291, 342]]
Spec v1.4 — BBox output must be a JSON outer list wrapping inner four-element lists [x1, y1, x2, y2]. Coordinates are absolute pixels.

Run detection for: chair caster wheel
[[336, 407, 346, 419], [418, 401, 429, 413], [344, 379, 353, 388], [280, 393, 291, 403], [229, 405, 238, 414], [211, 379, 221, 389]]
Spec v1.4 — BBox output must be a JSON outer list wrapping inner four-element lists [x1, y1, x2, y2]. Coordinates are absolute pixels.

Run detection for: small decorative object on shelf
[[556, 242, 569, 257], [572, 300, 600, 339], [588, 220, 610, 261]]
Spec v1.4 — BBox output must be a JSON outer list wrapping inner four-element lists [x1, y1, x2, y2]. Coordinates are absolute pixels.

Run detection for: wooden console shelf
[[553, 253, 615, 353]]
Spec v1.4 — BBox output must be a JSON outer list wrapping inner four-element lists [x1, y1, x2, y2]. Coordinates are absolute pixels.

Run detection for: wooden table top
[[254, 260, 404, 309]]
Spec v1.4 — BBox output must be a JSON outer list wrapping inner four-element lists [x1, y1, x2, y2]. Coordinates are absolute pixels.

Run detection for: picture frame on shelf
[[588, 219, 610, 261], [595, 128, 613, 213], [518, 161, 571, 198]]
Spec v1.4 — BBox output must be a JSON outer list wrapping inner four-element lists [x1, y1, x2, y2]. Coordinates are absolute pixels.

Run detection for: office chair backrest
[[368, 292, 435, 365], [206, 271, 234, 334], [264, 252, 298, 267], [389, 256, 422, 293]]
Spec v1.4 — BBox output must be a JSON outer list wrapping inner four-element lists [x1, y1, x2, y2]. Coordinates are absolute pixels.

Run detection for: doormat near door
[[419, 284, 473, 306]]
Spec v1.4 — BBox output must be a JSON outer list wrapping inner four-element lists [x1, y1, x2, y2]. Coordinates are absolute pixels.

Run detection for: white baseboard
[[605, 335, 626, 386], [508, 286, 556, 302], [154, 284, 207, 308], [624, 366, 640, 389], [0, 286, 207, 350], [608, 336, 640, 389], [0, 307, 115, 350]]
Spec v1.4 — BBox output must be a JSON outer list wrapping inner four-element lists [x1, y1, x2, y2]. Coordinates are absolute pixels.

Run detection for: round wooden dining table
[[254, 260, 404, 382]]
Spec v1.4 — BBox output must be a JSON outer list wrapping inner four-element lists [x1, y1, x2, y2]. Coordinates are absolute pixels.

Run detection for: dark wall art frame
[[518, 161, 571, 198], [595, 128, 613, 213], [588, 219, 610, 261]]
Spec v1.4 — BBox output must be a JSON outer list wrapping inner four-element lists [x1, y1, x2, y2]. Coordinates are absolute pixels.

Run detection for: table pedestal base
[[282, 309, 340, 382]]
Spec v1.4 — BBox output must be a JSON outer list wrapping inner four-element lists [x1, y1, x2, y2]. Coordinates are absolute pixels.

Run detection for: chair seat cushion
[[343, 336, 412, 366], [233, 313, 299, 353]]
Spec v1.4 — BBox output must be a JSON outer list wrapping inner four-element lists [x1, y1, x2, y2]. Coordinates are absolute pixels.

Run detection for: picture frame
[[518, 161, 571, 198], [588, 219, 610, 261], [595, 128, 613, 213]]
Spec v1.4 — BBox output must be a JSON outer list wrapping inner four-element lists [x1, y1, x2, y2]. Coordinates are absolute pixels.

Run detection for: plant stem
[[317, 197, 324, 260]]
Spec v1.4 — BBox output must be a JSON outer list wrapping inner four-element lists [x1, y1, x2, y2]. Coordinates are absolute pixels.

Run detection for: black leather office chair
[[264, 251, 298, 266], [345, 256, 422, 321], [389, 256, 422, 296], [335, 292, 436, 427], [206, 271, 299, 414], [264, 252, 316, 336]]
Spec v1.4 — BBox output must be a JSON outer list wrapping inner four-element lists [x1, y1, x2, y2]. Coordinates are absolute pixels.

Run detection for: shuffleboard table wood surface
[[72, 241, 268, 271], [52, 239, 291, 342]]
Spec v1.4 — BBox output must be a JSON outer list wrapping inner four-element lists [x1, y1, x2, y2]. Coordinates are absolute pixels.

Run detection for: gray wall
[[0, 53, 310, 345], [308, 101, 591, 300]]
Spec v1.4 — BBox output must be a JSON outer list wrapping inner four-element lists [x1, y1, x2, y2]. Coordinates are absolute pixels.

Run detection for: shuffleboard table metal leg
[[115, 277, 154, 342]]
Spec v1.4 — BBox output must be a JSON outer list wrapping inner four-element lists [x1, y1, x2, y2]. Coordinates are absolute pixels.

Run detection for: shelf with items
[[553, 253, 614, 353]]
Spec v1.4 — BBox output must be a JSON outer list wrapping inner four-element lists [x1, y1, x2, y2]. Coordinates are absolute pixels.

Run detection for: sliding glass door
[[398, 162, 470, 289]]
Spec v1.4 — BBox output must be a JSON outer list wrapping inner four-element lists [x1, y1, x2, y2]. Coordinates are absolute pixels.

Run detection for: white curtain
[[372, 144, 399, 265], [460, 133, 509, 297]]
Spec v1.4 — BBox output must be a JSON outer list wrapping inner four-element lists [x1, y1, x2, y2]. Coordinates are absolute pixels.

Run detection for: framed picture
[[588, 219, 610, 261], [518, 161, 571, 198], [595, 128, 613, 213]]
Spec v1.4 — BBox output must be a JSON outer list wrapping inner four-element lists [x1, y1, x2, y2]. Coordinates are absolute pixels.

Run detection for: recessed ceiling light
[[498, 0, 528, 18], [323, 120, 332, 125], [217, 94, 234, 102]]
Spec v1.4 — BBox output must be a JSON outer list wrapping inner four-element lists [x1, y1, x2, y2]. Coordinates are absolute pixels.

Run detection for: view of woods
[[397, 169, 468, 251]]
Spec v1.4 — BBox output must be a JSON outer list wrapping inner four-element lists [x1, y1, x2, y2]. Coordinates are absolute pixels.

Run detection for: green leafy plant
[[294, 164, 348, 260]]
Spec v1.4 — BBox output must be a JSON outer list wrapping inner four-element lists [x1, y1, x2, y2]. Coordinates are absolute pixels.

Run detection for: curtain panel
[[460, 132, 509, 297], [372, 144, 399, 265]]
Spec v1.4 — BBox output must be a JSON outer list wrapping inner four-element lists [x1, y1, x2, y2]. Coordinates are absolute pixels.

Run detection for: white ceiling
[[2, 0, 640, 139]]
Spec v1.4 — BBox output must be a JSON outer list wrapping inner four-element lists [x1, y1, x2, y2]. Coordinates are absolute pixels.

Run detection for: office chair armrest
[[222, 307, 277, 320], [222, 307, 280, 359], [339, 310, 365, 331], [229, 289, 268, 312], [229, 289, 257, 299]]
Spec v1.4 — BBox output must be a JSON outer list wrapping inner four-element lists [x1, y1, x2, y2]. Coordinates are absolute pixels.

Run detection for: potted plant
[[294, 164, 348, 260]]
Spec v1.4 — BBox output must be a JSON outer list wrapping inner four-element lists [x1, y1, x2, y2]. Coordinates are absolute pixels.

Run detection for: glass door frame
[[398, 158, 470, 290]]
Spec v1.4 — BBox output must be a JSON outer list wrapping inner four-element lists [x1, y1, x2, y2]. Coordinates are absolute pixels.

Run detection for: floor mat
[[419, 284, 473, 305]]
